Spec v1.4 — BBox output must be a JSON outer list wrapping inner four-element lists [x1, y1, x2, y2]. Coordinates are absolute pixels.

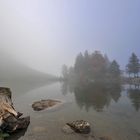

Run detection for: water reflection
[[128, 87, 140, 111], [61, 81, 75, 95], [61, 82, 69, 95], [0, 80, 55, 95], [62, 82, 122, 112]]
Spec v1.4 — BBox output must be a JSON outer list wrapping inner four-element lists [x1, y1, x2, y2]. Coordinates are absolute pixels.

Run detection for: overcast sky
[[1, 0, 140, 75]]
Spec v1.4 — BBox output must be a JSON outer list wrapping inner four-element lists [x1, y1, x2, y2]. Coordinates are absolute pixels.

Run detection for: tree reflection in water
[[61, 81, 122, 112], [128, 86, 140, 111]]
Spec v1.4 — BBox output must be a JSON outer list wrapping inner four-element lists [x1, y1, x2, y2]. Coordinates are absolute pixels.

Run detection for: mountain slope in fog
[[0, 50, 55, 82]]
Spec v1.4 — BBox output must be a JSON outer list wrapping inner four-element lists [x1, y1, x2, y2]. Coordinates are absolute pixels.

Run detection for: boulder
[[1, 115, 30, 133], [0, 87, 30, 134], [66, 120, 91, 134], [32, 99, 61, 111]]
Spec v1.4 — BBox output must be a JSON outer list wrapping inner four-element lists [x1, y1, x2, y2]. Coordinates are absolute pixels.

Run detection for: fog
[[1, 1, 140, 140], [1, 0, 140, 75]]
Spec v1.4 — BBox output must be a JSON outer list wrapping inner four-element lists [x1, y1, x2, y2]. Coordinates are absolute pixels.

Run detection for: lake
[[1, 81, 140, 140]]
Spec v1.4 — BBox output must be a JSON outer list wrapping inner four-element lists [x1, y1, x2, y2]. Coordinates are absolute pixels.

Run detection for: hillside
[[0, 50, 55, 82]]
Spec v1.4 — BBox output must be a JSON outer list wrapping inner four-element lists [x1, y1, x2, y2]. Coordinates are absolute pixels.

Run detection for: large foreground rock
[[0, 87, 30, 134], [1, 116, 30, 133], [32, 99, 62, 111]]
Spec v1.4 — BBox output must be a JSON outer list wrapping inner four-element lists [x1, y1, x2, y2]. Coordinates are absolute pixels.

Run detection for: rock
[[62, 125, 75, 134], [99, 136, 113, 140], [0, 87, 12, 98], [1, 115, 30, 133], [32, 99, 62, 111], [0, 87, 30, 134], [66, 120, 91, 134]]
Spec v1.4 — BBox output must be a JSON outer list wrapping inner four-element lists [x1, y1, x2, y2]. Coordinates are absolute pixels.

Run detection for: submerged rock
[[66, 120, 91, 134], [32, 99, 62, 111]]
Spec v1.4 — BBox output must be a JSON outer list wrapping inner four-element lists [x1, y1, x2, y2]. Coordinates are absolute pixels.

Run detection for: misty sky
[[1, 0, 140, 75]]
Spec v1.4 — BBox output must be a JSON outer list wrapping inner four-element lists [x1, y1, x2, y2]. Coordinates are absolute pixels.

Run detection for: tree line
[[62, 50, 120, 83], [62, 51, 140, 83], [126, 53, 140, 78]]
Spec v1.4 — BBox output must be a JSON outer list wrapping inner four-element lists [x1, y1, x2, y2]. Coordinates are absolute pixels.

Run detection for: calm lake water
[[1, 81, 140, 140]]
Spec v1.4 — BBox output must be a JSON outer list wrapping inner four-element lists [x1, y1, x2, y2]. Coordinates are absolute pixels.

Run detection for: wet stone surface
[[0, 87, 30, 134], [32, 99, 62, 111], [66, 120, 91, 134]]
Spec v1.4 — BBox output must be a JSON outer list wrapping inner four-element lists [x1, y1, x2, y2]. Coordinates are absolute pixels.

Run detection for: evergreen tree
[[71, 50, 121, 83], [74, 52, 84, 74], [109, 60, 120, 77], [126, 53, 140, 77], [84, 50, 90, 77], [90, 51, 106, 79]]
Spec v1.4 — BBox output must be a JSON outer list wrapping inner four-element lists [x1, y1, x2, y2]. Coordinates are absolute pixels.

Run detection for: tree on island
[[126, 53, 140, 78], [90, 51, 107, 80], [74, 52, 85, 75], [62, 50, 122, 84], [74, 51, 108, 82], [109, 60, 120, 78]]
